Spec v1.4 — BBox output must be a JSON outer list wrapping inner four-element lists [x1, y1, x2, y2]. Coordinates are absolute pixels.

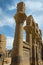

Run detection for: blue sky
[[0, 0, 43, 49]]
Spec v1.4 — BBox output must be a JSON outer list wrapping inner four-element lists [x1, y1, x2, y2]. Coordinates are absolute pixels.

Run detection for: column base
[[11, 56, 21, 65]]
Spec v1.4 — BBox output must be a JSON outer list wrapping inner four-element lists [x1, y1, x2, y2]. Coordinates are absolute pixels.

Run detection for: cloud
[[0, 0, 43, 48], [6, 36, 14, 47], [33, 15, 43, 27], [0, 16, 16, 27], [7, 5, 16, 10], [23, 38, 26, 41], [25, 1, 43, 11], [0, 5, 16, 28]]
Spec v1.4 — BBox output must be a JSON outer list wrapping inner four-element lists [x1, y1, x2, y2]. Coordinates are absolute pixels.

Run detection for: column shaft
[[13, 22, 23, 56], [26, 32, 32, 65], [11, 22, 24, 65], [11, 2, 26, 65]]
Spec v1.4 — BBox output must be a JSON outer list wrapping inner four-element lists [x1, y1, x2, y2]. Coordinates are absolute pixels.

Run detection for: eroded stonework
[[0, 34, 6, 65], [0, 2, 43, 65], [11, 2, 42, 65]]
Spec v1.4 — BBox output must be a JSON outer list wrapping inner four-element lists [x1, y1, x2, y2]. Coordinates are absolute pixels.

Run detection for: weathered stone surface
[[0, 59, 2, 65], [0, 2, 43, 65], [0, 34, 6, 65], [24, 15, 42, 65], [11, 2, 43, 65], [0, 34, 6, 42], [17, 2, 25, 13], [11, 2, 27, 65], [0, 34, 6, 53]]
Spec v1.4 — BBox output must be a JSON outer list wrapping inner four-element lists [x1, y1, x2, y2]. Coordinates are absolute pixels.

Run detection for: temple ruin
[[0, 2, 43, 65], [11, 2, 42, 65]]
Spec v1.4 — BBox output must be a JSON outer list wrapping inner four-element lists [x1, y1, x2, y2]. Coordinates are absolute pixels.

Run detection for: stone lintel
[[23, 41, 30, 46], [14, 12, 26, 23], [23, 45, 30, 49]]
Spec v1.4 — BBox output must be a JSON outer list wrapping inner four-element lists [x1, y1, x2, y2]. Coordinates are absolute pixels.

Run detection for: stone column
[[11, 2, 26, 65], [32, 23, 37, 65], [37, 29, 42, 65], [26, 15, 32, 43], [34, 39, 37, 65], [24, 15, 33, 65], [32, 32, 36, 65]]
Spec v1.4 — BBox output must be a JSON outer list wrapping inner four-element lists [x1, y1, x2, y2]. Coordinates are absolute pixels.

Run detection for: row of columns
[[11, 2, 42, 65], [24, 15, 42, 65]]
